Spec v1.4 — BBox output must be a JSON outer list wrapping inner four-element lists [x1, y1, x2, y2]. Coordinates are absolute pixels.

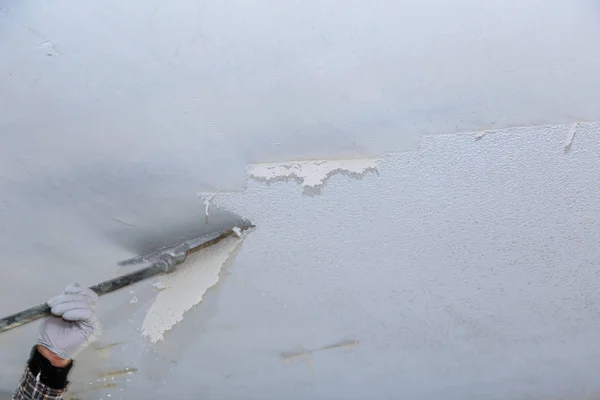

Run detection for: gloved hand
[[37, 283, 101, 360]]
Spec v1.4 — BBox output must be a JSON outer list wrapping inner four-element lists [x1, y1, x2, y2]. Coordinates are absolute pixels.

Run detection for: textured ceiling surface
[[2, 0, 600, 398]]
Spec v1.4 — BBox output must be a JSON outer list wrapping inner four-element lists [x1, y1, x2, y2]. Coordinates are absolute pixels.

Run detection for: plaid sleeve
[[12, 367, 67, 400], [12, 347, 71, 400]]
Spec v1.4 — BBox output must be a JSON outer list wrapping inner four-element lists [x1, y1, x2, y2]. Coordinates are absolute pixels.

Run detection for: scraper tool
[[0, 221, 253, 333]]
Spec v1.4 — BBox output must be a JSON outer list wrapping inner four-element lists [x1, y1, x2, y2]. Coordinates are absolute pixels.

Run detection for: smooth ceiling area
[[2, 0, 600, 170], [1, 1, 600, 399]]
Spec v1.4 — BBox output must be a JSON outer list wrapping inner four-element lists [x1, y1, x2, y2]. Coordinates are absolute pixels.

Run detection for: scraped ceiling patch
[[248, 158, 378, 192], [141, 235, 242, 343]]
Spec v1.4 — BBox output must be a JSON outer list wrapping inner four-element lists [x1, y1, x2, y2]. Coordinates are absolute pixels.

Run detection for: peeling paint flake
[[564, 123, 578, 151], [141, 236, 242, 343], [98, 367, 138, 379], [248, 158, 378, 190], [281, 339, 360, 361], [196, 190, 219, 222], [151, 280, 167, 291], [474, 131, 486, 140]]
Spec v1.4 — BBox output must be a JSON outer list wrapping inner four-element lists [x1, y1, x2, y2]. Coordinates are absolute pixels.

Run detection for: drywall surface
[[2, 123, 598, 399]]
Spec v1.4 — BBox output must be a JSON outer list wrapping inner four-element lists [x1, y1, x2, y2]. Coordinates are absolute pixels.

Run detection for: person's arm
[[12, 346, 73, 400], [12, 283, 100, 400]]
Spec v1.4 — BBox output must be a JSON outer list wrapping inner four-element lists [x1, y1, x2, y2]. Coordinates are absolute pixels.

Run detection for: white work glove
[[37, 283, 101, 360]]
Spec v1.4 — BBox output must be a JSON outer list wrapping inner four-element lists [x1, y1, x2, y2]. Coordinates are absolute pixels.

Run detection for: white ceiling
[[2, 0, 600, 171], [1, 0, 600, 398]]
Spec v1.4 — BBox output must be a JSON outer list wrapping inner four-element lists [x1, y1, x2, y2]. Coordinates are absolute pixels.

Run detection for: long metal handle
[[0, 303, 52, 334], [0, 261, 170, 334], [89, 261, 169, 296]]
